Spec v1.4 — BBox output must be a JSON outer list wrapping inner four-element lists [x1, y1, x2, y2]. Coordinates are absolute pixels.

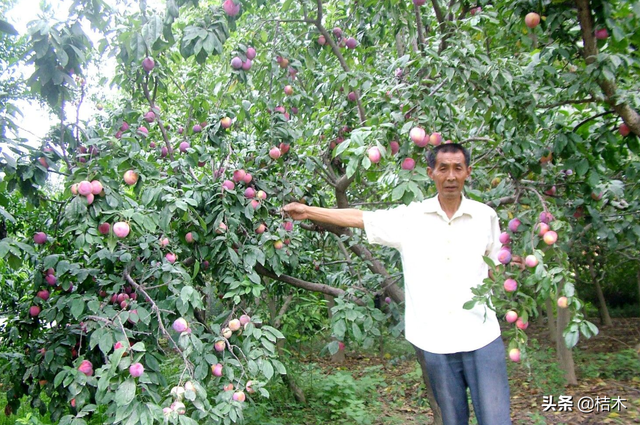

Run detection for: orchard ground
[[246, 317, 640, 425]]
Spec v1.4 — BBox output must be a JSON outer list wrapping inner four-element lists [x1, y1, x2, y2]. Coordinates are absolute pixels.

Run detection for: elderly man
[[283, 143, 512, 425]]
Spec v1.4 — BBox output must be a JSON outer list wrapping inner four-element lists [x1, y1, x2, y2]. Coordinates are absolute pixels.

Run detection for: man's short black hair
[[427, 143, 471, 169]]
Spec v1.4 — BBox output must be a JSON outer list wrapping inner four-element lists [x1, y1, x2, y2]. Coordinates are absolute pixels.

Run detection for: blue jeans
[[420, 337, 512, 425]]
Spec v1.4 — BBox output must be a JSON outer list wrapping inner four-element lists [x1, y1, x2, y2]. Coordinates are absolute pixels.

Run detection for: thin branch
[[123, 270, 193, 373], [429, 78, 449, 97], [485, 195, 518, 208], [413, 3, 426, 55], [273, 294, 294, 329], [430, 0, 445, 24], [539, 97, 595, 109], [142, 74, 174, 162], [573, 110, 615, 132]]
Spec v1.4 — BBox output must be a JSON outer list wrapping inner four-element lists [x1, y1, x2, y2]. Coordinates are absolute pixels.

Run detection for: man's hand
[[281, 202, 365, 229], [282, 202, 308, 221]]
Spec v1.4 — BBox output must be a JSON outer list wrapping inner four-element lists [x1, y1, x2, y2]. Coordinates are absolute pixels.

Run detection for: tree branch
[[574, 0, 640, 135], [254, 263, 365, 305], [573, 110, 615, 132], [539, 97, 595, 109], [123, 270, 193, 372], [413, 3, 426, 55]]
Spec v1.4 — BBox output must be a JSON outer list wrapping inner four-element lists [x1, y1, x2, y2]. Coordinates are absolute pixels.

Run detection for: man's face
[[427, 150, 471, 201]]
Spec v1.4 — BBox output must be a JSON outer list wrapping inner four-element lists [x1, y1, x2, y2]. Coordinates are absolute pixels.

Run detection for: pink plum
[[525, 255, 538, 268], [129, 362, 144, 378], [368, 146, 381, 163], [142, 57, 155, 72], [505, 310, 518, 323], [543, 230, 558, 245], [401, 158, 415, 170], [78, 360, 93, 376], [508, 218, 521, 232], [173, 318, 188, 333], [509, 348, 521, 362], [503, 278, 518, 292], [33, 232, 47, 245], [113, 222, 130, 238], [497, 249, 512, 265]]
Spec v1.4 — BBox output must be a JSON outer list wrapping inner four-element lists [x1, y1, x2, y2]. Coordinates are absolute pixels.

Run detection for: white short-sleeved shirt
[[363, 195, 502, 354]]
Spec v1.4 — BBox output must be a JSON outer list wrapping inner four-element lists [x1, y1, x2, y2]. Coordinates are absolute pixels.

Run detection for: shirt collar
[[420, 194, 474, 220]]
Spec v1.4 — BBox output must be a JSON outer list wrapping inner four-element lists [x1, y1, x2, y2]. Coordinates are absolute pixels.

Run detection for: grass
[[2, 334, 639, 425]]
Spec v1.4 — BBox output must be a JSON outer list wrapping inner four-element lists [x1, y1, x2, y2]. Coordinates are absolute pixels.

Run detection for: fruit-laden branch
[[85, 315, 152, 337], [57, 93, 73, 171], [123, 270, 193, 372], [141, 75, 175, 161], [347, 237, 405, 303], [575, 0, 640, 136], [312, 0, 366, 124], [291, 220, 406, 304], [254, 263, 366, 306]]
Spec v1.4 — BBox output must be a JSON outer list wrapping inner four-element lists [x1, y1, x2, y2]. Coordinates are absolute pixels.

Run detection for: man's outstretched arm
[[282, 202, 364, 229]]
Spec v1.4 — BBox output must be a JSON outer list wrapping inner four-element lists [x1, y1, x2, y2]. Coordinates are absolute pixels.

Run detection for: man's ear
[[427, 167, 433, 179], [465, 166, 472, 179]]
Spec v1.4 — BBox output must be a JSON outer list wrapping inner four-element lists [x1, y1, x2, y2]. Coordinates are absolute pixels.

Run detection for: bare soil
[[308, 317, 640, 424]]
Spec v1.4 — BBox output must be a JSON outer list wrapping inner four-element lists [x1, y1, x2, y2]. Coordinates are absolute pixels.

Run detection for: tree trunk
[[266, 291, 307, 404], [277, 338, 307, 404], [587, 255, 612, 326], [545, 297, 557, 344], [324, 294, 345, 363], [593, 275, 612, 327], [637, 268, 640, 318], [413, 345, 443, 425], [378, 332, 385, 359], [556, 281, 578, 385]]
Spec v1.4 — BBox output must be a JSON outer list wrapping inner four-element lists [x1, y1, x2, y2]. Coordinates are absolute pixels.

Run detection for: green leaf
[[0, 206, 15, 223], [327, 340, 340, 355], [54, 370, 67, 387], [261, 360, 274, 380], [583, 320, 599, 338], [98, 331, 114, 356], [352, 322, 363, 341], [142, 15, 164, 50], [563, 329, 579, 349], [115, 378, 136, 406], [71, 298, 84, 319], [482, 255, 496, 268], [179, 416, 199, 425], [391, 183, 406, 201], [272, 359, 286, 375], [131, 342, 146, 352], [0, 19, 18, 35], [462, 300, 477, 310], [332, 319, 346, 339]]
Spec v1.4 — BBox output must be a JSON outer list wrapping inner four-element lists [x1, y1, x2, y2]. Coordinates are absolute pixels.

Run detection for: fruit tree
[[0, 0, 638, 424]]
